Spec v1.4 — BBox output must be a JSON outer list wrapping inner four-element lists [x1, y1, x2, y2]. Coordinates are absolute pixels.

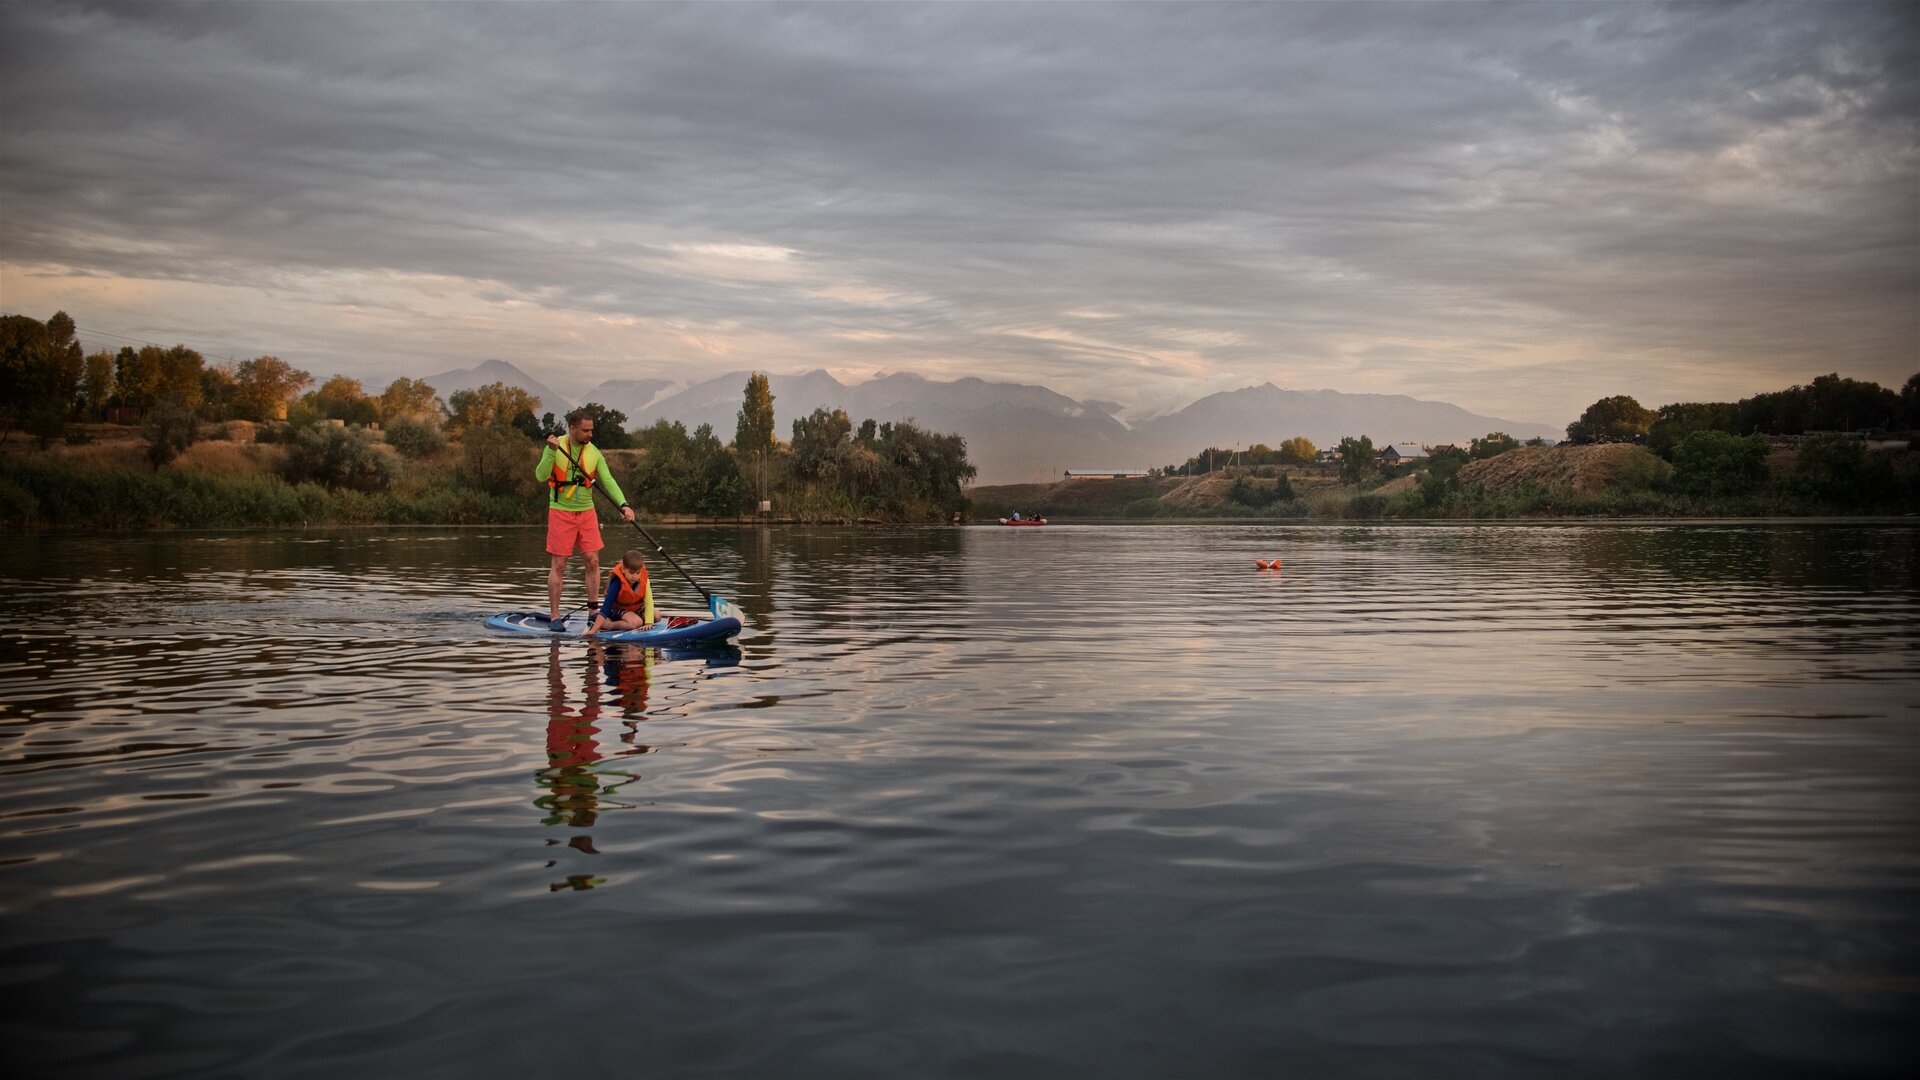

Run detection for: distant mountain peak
[[421, 359, 572, 413]]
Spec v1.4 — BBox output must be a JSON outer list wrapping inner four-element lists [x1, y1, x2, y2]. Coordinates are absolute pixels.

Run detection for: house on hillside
[[1064, 468, 1150, 479], [1379, 443, 1428, 464]]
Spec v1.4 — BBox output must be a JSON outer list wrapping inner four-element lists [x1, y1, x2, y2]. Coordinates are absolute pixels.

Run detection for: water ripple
[[0, 523, 1916, 1076]]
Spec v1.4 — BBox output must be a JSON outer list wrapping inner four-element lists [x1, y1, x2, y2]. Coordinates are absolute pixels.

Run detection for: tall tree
[[1278, 436, 1317, 463], [1566, 395, 1654, 443], [113, 344, 201, 412], [81, 351, 115, 418], [790, 406, 854, 485], [736, 373, 777, 505], [111, 346, 150, 410], [233, 356, 313, 421], [200, 364, 239, 420], [1337, 435, 1376, 485], [310, 375, 376, 424], [735, 373, 777, 454], [43, 311, 84, 414], [570, 402, 631, 448], [447, 381, 541, 433], [376, 376, 444, 423]]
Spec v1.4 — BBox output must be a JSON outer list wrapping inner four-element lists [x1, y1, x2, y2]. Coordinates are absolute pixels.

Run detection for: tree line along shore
[[4, 308, 1915, 527], [974, 376, 1919, 520], [1, 311, 972, 528]]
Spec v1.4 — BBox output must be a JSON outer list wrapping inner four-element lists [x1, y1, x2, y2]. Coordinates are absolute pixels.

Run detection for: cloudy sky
[[2, 1, 1914, 424]]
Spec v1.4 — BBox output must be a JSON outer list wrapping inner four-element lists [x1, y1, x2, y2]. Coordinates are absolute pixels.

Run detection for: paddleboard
[[486, 611, 741, 645]]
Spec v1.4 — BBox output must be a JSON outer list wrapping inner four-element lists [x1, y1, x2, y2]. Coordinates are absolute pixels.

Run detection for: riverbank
[[0, 433, 959, 529], [9, 434, 1914, 528], [970, 443, 1919, 520]]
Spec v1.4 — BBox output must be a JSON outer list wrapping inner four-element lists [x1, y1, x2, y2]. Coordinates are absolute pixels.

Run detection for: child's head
[[622, 548, 646, 573]]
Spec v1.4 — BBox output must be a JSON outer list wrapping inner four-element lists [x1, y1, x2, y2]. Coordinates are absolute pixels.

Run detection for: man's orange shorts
[[546, 507, 603, 556]]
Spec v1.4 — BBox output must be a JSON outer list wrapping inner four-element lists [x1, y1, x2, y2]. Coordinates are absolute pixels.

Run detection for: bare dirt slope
[[1157, 474, 1235, 507], [1457, 444, 1654, 494]]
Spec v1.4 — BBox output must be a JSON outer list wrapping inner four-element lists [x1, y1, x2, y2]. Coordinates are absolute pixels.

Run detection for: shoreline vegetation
[[976, 376, 1919, 522], [1, 315, 977, 528], [0, 409, 983, 526], [2, 309, 1914, 528]]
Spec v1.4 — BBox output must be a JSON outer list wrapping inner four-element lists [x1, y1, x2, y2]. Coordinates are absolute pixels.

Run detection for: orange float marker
[[1255, 559, 1284, 570]]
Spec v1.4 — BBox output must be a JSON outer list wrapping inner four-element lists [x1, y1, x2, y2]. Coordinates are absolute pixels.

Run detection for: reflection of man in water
[[538, 644, 652, 891]]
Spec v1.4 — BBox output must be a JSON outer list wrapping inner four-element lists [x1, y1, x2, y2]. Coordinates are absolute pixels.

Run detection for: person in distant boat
[[1011, 511, 1022, 521], [581, 548, 657, 637], [538, 409, 635, 624]]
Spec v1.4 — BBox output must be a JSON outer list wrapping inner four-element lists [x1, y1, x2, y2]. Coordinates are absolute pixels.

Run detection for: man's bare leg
[[548, 554, 569, 620], [582, 551, 601, 614]]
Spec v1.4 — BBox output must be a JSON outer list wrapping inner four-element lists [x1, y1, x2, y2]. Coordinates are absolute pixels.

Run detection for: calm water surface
[[2, 523, 1916, 1077]]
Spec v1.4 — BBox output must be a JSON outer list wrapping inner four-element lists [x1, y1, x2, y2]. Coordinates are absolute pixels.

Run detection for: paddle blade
[[709, 594, 746, 627]]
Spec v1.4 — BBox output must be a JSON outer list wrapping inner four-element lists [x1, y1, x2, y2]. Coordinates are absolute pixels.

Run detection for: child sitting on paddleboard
[[581, 549, 657, 637]]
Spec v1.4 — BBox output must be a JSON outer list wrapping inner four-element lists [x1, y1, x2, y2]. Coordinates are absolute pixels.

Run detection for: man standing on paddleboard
[[537, 409, 636, 625]]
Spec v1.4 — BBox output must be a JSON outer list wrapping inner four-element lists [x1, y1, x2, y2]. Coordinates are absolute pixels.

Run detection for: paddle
[[550, 436, 746, 626]]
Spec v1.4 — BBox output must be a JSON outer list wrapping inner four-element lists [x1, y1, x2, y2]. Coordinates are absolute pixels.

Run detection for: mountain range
[[415, 360, 1563, 483], [420, 359, 574, 420]]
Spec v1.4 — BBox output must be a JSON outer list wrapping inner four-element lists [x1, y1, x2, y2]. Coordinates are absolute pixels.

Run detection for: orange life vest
[[609, 563, 652, 618], [548, 444, 597, 498]]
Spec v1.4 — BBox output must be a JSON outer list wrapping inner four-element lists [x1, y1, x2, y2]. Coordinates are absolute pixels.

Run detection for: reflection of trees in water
[[738, 525, 775, 634], [749, 524, 970, 629], [1568, 525, 1917, 592], [538, 643, 654, 891]]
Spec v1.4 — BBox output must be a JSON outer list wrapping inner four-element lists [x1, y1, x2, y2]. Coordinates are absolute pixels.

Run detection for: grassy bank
[[974, 481, 1912, 521], [0, 433, 970, 529], [0, 454, 534, 529], [970, 444, 1918, 521]]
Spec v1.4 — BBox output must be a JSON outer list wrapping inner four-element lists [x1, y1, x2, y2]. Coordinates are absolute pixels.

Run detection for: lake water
[[2, 523, 1916, 1078]]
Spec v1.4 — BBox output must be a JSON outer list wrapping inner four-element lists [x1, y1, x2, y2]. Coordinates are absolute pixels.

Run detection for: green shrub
[[1616, 447, 1674, 491], [460, 423, 535, 496], [280, 425, 394, 492], [1794, 434, 1896, 506], [143, 402, 198, 469], [385, 417, 447, 459], [1346, 494, 1387, 519], [1671, 431, 1768, 497], [0, 475, 38, 526]]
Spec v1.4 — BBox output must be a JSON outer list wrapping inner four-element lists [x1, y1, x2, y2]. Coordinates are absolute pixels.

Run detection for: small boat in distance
[[999, 517, 1048, 526]]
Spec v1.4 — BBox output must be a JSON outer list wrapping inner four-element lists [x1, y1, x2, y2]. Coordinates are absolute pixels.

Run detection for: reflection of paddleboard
[[998, 518, 1048, 526], [485, 611, 741, 645]]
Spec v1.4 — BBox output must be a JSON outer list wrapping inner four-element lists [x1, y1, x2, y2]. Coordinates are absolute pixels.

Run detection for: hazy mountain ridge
[[420, 359, 573, 417], [575, 378, 680, 420], [1133, 383, 1563, 467], [417, 363, 1559, 483]]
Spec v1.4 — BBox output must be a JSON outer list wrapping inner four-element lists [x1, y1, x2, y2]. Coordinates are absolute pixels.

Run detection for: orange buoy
[[1255, 559, 1283, 570]]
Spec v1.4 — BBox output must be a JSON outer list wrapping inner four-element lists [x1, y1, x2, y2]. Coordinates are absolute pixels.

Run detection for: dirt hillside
[[1456, 444, 1660, 494], [1157, 474, 1235, 507]]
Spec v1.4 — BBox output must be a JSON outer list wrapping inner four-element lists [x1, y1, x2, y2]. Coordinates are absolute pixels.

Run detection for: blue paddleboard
[[485, 611, 741, 644]]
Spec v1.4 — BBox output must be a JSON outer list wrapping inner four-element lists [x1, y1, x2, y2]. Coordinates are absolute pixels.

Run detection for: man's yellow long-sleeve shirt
[[535, 440, 629, 511]]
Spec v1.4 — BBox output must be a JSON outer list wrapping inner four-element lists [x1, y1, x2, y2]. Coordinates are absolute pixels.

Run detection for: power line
[[0, 311, 246, 363]]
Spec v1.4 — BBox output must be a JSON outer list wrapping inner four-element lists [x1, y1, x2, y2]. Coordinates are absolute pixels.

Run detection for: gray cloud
[[2, 1, 1914, 420]]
